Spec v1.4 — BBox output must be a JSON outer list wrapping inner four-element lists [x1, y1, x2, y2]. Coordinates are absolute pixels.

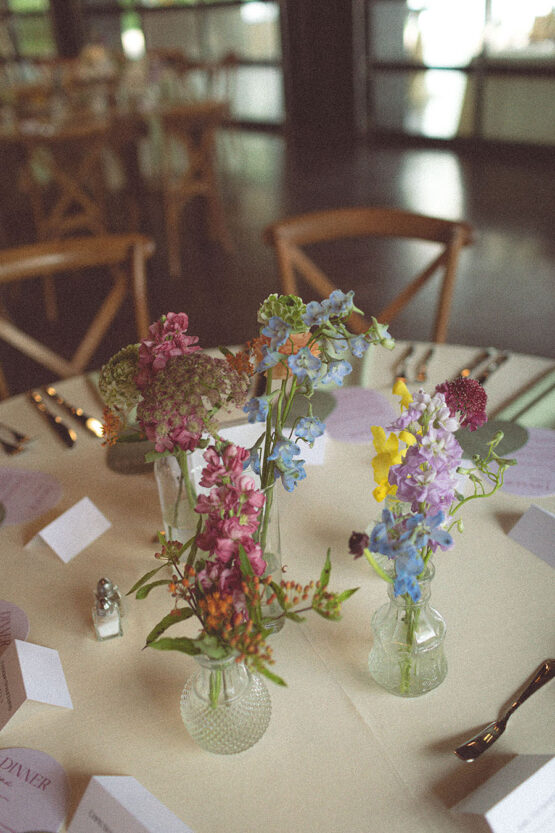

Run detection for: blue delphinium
[[287, 347, 322, 382], [261, 316, 291, 350], [244, 394, 272, 424], [294, 416, 325, 445]]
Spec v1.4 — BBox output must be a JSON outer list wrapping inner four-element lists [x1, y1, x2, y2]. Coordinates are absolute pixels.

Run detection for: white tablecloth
[[0, 341, 553, 832]]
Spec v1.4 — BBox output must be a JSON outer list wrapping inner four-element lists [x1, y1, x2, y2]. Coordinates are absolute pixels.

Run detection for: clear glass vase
[[180, 654, 272, 754], [256, 483, 285, 634], [368, 563, 447, 697], [153, 453, 198, 544]]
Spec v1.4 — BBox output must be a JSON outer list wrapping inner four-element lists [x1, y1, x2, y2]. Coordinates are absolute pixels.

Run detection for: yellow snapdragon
[[370, 379, 415, 501]]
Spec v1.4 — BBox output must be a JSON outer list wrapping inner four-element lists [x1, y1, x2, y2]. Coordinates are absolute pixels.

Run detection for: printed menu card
[[0, 747, 69, 833], [68, 775, 194, 833], [0, 639, 72, 730], [0, 600, 30, 655]]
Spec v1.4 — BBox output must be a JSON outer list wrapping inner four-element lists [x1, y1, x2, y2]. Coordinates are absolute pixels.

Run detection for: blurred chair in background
[[264, 206, 473, 343], [158, 100, 233, 278], [0, 233, 154, 399]]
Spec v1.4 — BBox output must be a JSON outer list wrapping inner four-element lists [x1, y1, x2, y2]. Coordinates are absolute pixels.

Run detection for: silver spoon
[[454, 658, 555, 762]]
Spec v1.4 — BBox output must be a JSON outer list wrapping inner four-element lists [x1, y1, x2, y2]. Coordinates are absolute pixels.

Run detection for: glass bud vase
[[256, 484, 284, 634], [368, 563, 447, 697], [153, 453, 198, 544], [180, 654, 272, 754]]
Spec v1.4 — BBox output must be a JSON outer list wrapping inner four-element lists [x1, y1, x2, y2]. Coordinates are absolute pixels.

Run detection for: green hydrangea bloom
[[98, 344, 141, 415], [257, 293, 307, 331]]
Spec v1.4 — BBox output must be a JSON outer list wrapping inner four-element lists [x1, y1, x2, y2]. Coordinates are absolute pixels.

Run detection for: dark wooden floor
[[1, 130, 554, 396]]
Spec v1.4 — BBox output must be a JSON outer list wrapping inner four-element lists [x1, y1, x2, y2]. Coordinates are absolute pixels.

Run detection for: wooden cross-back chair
[[263, 206, 474, 343], [0, 233, 155, 399], [18, 120, 112, 322], [159, 100, 233, 277]]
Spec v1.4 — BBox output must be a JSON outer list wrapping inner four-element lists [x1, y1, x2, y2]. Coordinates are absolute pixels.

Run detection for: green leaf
[[194, 634, 230, 659], [319, 548, 332, 590], [136, 579, 171, 599], [258, 665, 287, 687], [335, 587, 359, 604], [148, 637, 201, 655], [269, 580, 287, 610], [284, 610, 305, 623], [238, 544, 255, 578], [145, 607, 194, 645], [126, 565, 166, 596]]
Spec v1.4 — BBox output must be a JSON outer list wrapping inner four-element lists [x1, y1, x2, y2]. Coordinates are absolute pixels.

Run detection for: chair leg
[[42, 275, 59, 322], [0, 361, 9, 400], [165, 192, 182, 279]]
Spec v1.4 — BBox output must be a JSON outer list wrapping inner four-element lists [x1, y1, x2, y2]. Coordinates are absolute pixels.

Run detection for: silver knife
[[475, 352, 511, 385], [43, 385, 104, 438], [415, 347, 435, 383], [393, 344, 414, 382], [452, 348, 495, 381], [29, 391, 77, 447]]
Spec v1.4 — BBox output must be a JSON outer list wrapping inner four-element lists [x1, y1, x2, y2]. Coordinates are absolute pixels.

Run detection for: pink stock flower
[[136, 312, 200, 387], [194, 443, 267, 614]]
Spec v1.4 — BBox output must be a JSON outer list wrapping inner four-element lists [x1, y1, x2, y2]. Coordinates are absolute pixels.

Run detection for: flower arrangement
[[129, 439, 357, 697], [223, 290, 394, 554], [349, 376, 516, 695], [349, 376, 516, 600], [99, 292, 394, 548]]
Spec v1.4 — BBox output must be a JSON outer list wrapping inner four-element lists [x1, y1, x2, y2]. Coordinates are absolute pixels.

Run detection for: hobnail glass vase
[[368, 563, 447, 697], [153, 453, 198, 544], [180, 654, 272, 754]]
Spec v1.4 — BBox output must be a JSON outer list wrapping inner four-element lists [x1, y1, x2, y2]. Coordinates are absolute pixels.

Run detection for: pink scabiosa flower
[[436, 377, 487, 431]]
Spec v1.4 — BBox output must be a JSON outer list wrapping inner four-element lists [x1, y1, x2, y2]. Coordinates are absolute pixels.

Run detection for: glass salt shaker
[[96, 577, 125, 616], [92, 596, 122, 641]]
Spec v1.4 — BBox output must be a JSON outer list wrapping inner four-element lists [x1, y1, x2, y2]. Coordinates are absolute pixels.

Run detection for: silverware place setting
[[454, 659, 555, 763]]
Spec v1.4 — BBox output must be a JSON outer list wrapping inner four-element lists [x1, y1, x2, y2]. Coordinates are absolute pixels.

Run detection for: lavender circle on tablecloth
[[501, 428, 555, 497], [325, 388, 397, 443], [0, 468, 62, 526]]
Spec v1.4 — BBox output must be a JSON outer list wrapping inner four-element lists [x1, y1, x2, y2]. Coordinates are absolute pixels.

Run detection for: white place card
[[453, 755, 555, 833], [27, 496, 111, 563], [0, 640, 73, 730], [0, 747, 69, 833], [508, 505, 555, 569], [0, 600, 30, 654], [68, 775, 194, 833]]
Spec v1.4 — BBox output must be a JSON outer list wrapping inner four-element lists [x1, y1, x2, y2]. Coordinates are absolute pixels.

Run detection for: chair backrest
[[0, 233, 155, 399], [19, 120, 111, 241], [263, 206, 473, 343]]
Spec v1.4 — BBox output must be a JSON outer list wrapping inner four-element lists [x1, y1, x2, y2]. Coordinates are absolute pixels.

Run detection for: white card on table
[[30, 496, 111, 563], [452, 754, 555, 833], [68, 775, 194, 833], [0, 600, 30, 654], [0, 640, 73, 730], [508, 505, 555, 569], [0, 747, 69, 833]]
